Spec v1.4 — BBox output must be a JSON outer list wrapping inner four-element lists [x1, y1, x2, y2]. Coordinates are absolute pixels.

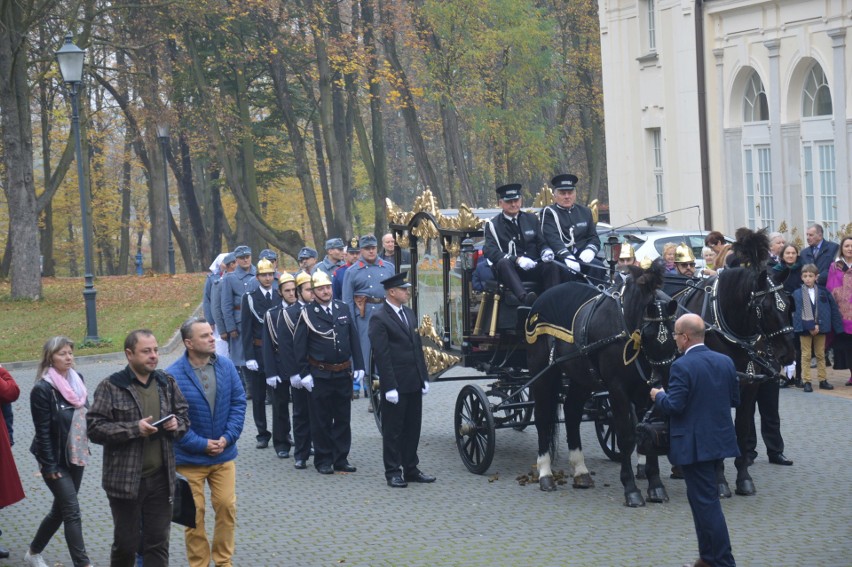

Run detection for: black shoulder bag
[[635, 409, 669, 456]]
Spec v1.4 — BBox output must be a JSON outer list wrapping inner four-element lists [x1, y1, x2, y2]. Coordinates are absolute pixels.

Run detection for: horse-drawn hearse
[[369, 190, 795, 507]]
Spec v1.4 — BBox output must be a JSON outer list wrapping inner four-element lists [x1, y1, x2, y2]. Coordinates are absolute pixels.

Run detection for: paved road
[[1, 353, 850, 566]]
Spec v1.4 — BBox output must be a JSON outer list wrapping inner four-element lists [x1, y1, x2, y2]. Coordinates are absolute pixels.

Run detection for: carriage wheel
[[593, 396, 621, 462], [367, 350, 382, 434], [455, 385, 496, 474], [484, 386, 533, 432]]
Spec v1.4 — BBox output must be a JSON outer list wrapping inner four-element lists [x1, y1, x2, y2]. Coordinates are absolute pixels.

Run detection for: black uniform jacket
[[293, 300, 364, 378], [263, 302, 305, 380], [540, 203, 601, 260], [241, 287, 282, 370], [483, 210, 551, 265], [368, 302, 429, 395]]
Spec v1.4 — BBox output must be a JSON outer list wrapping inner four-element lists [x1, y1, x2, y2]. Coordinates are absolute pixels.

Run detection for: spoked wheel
[[593, 395, 621, 462], [455, 384, 496, 474], [484, 386, 533, 432], [367, 350, 382, 434]]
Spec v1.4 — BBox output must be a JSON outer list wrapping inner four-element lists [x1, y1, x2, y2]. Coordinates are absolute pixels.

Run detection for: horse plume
[[731, 227, 770, 269]]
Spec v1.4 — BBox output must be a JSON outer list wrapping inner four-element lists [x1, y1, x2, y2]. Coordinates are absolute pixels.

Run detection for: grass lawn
[[0, 273, 205, 363]]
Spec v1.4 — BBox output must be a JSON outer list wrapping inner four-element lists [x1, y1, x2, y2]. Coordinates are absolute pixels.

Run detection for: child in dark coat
[[792, 264, 844, 391]]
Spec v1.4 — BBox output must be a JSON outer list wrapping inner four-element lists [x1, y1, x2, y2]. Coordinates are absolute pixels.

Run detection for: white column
[[828, 28, 848, 230], [713, 48, 727, 229], [764, 39, 784, 231]]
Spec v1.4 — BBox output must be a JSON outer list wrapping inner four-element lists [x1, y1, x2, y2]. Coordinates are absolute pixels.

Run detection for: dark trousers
[[245, 366, 271, 443], [31, 464, 90, 567], [108, 469, 172, 567], [492, 258, 559, 300], [307, 372, 352, 469], [745, 379, 785, 459], [271, 382, 292, 452], [682, 460, 736, 567], [291, 386, 312, 461], [381, 391, 423, 479]]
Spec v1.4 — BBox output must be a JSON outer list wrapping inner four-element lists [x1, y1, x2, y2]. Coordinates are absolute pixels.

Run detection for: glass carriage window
[[743, 73, 769, 122], [803, 64, 832, 117]]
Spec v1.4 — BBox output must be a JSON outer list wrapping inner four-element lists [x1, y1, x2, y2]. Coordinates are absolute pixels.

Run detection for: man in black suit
[[368, 272, 436, 488], [651, 314, 739, 567], [241, 259, 282, 449], [801, 223, 839, 288], [292, 271, 364, 475], [483, 183, 558, 305]]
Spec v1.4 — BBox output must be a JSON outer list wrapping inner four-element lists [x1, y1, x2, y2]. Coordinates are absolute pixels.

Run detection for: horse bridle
[[747, 279, 794, 339]]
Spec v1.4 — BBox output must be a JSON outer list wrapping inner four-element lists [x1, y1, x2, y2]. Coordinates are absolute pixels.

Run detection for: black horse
[[676, 260, 795, 496], [525, 262, 678, 507]]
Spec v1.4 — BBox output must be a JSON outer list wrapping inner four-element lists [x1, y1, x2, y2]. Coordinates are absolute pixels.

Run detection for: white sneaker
[[24, 551, 49, 567]]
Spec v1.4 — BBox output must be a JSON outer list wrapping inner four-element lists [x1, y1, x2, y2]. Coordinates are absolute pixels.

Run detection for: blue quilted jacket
[[167, 353, 246, 466]]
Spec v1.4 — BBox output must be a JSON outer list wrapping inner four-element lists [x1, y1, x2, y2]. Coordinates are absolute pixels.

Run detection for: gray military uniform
[[342, 257, 396, 367], [315, 256, 344, 277], [220, 265, 259, 365]]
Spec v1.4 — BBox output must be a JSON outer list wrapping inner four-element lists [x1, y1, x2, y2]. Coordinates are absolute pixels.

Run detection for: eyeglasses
[[673, 332, 686, 338], [679, 263, 696, 268]]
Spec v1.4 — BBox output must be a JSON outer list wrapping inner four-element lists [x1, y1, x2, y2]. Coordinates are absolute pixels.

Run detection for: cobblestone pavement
[[1, 353, 850, 567]]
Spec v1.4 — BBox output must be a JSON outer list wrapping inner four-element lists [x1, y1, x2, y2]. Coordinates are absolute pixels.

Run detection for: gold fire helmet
[[278, 272, 295, 286], [295, 271, 312, 288], [619, 243, 636, 261], [257, 259, 275, 274], [311, 270, 333, 289], [674, 243, 696, 263]]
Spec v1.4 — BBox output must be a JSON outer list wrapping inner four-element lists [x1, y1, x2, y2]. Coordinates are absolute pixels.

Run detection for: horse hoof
[[539, 475, 557, 492], [636, 464, 647, 480], [625, 491, 646, 507], [646, 487, 669, 503], [718, 483, 732, 499], [572, 473, 594, 489], [735, 479, 756, 496]]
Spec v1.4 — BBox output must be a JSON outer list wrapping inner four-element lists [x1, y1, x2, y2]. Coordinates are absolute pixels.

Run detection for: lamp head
[[55, 33, 85, 84]]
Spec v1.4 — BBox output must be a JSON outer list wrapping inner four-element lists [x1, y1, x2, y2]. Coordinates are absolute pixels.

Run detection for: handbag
[[171, 473, 196, 528], [635, 409, 669, 455]]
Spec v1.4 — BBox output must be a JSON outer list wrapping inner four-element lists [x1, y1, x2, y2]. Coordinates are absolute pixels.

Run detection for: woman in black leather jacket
[[26, 337, 92, 567]]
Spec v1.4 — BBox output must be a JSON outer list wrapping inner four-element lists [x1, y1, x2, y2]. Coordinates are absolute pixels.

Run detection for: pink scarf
[[47, 367, 87, 408]]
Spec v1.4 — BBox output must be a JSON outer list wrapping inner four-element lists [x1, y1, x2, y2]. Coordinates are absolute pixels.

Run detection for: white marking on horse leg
[[537, 454, 552, 479], [568, 449, 589, 476], [637, 454, 646, 466]]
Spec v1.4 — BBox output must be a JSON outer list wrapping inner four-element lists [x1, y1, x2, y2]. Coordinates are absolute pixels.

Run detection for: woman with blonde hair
[[662, 243, 677, 273], [25, 336, 92, 567]]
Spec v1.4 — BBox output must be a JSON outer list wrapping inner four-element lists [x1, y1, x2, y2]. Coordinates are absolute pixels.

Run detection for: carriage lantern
[[604, 233, 620, 280], [460, 238, 475, 272]]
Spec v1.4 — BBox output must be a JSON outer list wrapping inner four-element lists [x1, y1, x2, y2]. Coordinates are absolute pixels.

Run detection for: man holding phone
[[168, 317, 246, 567], [88, 330, 189, 567]]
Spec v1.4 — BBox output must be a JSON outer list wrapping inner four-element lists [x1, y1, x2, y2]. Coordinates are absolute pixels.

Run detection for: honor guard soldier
[[209, 252, 236, 358], [368, 272, 436, 488], [315, 238, 346, 277], [293, 271, 365, 475], [483, 183, 558, 305], [297, 247, 319, 275], [541, 173, 606, 284], [282, 272, 315, 469], [342, 235, 395, 385], [261, 272, 298, 459], [662, 243, 701, 297], [219, 246, 258, 395], [333, 237, 360, 301], [240, 259, 282, 449]]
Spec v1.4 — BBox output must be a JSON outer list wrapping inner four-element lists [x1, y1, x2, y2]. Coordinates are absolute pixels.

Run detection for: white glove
[[540, 249, 554, 263], [784, 363, 796, 379], [421, 381, 430, 395], [300, 374, 314, 392], [579, 249, 595, 264], [290, 374, 303, 389], [353, 369, 365, 387], [245, 360, 259, 371], [385, 389, 399, 404], [266, 375, 281, 388], [564, 256, 581, 272], [517, 257, 536, 271]]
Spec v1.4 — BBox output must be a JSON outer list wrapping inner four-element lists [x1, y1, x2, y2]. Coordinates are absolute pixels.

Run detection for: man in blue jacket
[[651, 314, 739, 567], [168, 317, 246, 567]]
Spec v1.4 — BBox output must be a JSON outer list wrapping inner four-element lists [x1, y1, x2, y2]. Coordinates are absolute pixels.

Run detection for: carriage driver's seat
[[476, 278, 541, 337]]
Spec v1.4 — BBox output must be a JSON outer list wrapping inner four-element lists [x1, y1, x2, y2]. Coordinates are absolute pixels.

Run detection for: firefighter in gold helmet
[[617, 243, 638, 273], [662, 243, 700, 297]]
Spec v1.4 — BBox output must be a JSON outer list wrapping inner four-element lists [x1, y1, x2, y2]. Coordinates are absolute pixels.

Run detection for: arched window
[[743, 72, 769, 122], [802, 64, 832, 117]]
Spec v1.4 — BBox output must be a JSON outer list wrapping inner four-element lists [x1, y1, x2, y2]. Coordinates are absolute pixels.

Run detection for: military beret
[[359, 235, 378, 248], [551, 174, 578, 191], [233, 245, 252, 258], [259, 248, 278, 261], [298, 247, 318, 260], [222, 253, 236, 265], [325, 238, 345, 250], [381, 271, 412, 290], [496, 183, 522, 201]]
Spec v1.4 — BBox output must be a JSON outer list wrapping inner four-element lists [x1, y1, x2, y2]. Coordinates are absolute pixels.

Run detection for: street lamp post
[[156, 123, 176, 275], [56, 33, 99, 342]]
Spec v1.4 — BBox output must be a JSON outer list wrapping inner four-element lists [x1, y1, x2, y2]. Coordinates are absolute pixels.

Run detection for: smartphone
[[151, 414, 175, 428]]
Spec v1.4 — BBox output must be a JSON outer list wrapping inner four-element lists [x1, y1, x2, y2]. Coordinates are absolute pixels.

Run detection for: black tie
[[326, 306, 332, 317], [399, 309, 409, 331]]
